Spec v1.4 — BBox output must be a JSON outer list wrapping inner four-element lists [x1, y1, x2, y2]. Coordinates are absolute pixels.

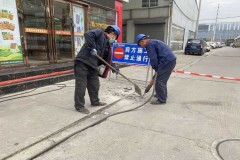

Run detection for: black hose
[[0, 88, 38, 99], [0, 84, 66, 103], [26, 74, 158, 160]]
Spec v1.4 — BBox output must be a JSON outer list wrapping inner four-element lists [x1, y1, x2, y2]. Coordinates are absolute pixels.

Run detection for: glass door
[[23, 0, 50, 63], [53, 0, 73, 61]]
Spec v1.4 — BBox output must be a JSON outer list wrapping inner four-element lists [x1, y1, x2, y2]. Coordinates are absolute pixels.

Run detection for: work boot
[[76, 107, 90, 114], [150, 99, 166, 105], [91, 102, 107, 107]]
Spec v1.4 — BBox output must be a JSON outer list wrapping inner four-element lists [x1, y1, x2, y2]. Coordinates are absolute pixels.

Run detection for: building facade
[[122, 0, 199, 51], [198, 22, 240, 42], [0, 0, 122, 69]]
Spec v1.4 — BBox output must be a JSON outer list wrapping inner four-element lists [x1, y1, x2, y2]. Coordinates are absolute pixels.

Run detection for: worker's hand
[[90, 49, 97, 56], [145, 83, 153, 93], [112, 67, 120, 75], [144, 74, 155, 93], [115, 68, 120, 75], [149, 79, 154, 85]]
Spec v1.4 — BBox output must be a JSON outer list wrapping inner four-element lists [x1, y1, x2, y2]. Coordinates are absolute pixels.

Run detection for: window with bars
[[142, 0, 158, 7]]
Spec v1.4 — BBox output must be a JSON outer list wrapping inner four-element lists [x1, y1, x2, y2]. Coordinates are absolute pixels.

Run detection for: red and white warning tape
[[173, 70, 240, 82]]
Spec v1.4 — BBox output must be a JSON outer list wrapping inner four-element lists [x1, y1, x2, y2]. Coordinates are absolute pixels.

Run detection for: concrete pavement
[[0, 75, 133, 159], [1, 47, 240, 160], [37, 72, 240, 160]]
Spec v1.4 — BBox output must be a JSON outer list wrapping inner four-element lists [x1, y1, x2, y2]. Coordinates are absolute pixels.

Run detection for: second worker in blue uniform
[[136, 34, 176, 104]]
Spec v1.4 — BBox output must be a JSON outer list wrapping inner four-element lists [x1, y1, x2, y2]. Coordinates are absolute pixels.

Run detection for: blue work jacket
[[75, 29, 112, 78], [146, 39, 176, 71]]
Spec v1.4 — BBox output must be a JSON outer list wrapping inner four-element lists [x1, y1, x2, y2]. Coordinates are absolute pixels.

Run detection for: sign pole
[[108, 69, 111, 81], [145, 61, 151, 87]]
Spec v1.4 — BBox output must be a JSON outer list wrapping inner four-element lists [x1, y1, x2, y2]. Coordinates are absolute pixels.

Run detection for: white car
[[216, 42, 222, 48], [207, 42, 217, 49], [221, 42, 225, 47], [206, 44, 211, 52]]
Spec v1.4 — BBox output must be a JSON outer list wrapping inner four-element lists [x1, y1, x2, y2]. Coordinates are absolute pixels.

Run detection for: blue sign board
[[112, 43, 149, 66]]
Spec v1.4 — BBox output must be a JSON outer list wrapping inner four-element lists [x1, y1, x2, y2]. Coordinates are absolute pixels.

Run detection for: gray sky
[[199, 0, 240, 23]]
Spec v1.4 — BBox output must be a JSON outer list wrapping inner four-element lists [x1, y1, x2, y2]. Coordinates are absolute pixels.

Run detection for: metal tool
[[94, 53, 142, 96]]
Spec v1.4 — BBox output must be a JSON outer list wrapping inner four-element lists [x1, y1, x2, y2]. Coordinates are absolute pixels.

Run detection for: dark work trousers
[[155, 59, 176, 103], [74, 62, 100, 110]]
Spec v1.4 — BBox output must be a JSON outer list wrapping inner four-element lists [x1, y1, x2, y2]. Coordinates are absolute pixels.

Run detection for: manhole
[[212, 138, 240, 160]]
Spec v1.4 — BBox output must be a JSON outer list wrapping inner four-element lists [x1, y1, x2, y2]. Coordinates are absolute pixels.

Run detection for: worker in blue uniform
[[74, 25, 120, 114], [136, 34, 176, 104]]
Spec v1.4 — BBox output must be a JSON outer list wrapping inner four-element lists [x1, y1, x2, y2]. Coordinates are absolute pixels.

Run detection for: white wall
[[171, 0, 199, 49]]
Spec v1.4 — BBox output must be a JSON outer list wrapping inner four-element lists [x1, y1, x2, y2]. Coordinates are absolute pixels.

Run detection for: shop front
[[0, 0, 88, 67], [20, 0, 88, 65], [0, 0, 119, 69]]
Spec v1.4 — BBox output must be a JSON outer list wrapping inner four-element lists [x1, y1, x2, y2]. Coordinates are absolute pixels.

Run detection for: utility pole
[[195, 0, 202, 39], [167, 0, 173, 45], [212, 4, 219, 41]]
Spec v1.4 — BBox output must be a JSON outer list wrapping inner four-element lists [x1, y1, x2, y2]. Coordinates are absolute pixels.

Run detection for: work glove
[[114, 68, 120, 75], [144, 74, 156, 93], [112, 64, 120, 75], [112, 67, 120, 75], [90, 48, 97, 56], [145, 80, 154, 93]]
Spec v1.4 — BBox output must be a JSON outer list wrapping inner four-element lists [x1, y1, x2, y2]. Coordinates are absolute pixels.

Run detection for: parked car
[[185, 39, 207, 55], [221, 42, 225, 47], [232, 41, 240, 48], [214, 42, 219, 48], [207, 42, 217, 49], [226, 39, 234, 46], [232, 35, 240, 48], [216, 42, 222, 48], [206, 44, 211, 52]]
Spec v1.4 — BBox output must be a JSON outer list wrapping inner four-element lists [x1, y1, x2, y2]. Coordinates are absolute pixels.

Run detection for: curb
[[0, 73, 74, 95]]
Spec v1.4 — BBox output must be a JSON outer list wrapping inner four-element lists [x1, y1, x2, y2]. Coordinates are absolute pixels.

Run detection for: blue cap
[[136, 34, 148, 45], [106, 25, 121, 40]]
